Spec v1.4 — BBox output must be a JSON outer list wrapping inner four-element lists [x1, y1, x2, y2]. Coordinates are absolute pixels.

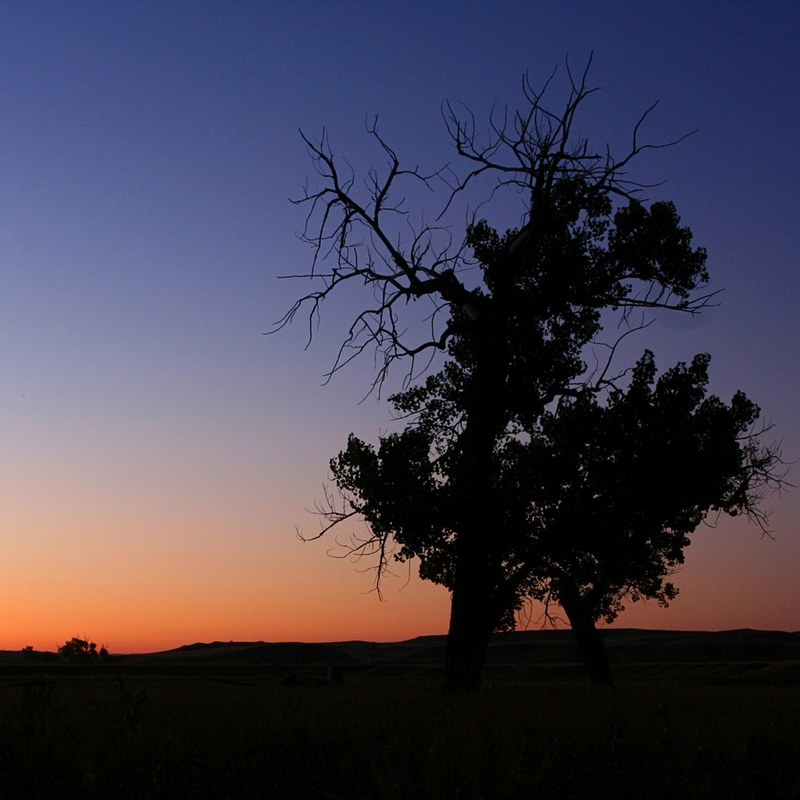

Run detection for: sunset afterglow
[[1, 2, 798, 653]]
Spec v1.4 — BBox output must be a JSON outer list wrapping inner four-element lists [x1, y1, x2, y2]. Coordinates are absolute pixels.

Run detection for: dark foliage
[[58, 637, 109, 664]]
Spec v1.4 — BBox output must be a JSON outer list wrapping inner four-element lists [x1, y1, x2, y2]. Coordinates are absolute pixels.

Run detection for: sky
[[0, 1, 798, 653]]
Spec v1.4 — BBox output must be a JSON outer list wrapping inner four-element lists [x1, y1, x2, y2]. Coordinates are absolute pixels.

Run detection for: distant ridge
[[4, 629, 797, 665], [143, 640, 356, 664], [122, 629, 800, 666]]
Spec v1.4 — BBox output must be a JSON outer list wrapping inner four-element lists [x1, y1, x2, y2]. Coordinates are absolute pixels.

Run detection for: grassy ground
[[0, 663, 798, 799]]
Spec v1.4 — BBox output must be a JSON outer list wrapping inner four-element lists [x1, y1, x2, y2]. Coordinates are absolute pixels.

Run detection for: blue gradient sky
[[1, 2, 797, 651]]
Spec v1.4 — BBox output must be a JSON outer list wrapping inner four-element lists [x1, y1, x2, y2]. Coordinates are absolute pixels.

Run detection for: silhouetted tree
[[513, 351, 784, 683], [58, 636, 108, 664], [328, 350, 782, 686], [280, 60, 771, 691]]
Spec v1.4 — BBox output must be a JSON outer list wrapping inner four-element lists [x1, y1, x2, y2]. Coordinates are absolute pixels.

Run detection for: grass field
[[1, 663, 798, 799]]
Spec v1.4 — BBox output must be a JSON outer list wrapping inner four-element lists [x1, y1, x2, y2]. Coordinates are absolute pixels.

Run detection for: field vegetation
[[1, 660, 798, 799]]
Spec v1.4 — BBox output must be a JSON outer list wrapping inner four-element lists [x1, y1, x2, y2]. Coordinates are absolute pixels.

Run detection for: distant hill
[[119, 629, 800, 666], [139, 640, 358, 665], [4, 629, 797, 666]]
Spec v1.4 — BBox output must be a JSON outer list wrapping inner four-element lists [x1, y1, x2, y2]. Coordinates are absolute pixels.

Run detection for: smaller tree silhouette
[[521, 351, 787, 683], [58, 636, 109, 663]]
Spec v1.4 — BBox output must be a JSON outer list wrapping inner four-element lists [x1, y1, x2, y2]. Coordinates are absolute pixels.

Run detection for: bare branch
[[297, 483, 397, 599], [586, 316, 655, 391], [274, 57, 710, 401]]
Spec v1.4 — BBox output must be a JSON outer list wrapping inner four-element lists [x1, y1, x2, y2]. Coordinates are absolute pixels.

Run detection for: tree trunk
[[442, 284, 511, 694], [564, 605, 614, 685], [442, 425, 502, 693], [444, 562, 495, 693]]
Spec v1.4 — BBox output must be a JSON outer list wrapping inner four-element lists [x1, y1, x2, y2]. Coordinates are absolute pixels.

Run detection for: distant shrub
[[57, 636, 109, 663]]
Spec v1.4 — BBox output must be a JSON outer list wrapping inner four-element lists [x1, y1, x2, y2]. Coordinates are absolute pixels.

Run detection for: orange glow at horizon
[[2, 507, 455, 653], [4, 509, 797, 654]]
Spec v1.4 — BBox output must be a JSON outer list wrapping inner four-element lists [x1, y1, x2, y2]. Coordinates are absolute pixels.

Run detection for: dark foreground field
[[1, 658, 799, 799]]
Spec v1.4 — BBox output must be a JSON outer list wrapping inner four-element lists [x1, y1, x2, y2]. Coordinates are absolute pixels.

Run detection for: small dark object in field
[[284, 665, 344, 687], [327, 665, 343, 685]]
